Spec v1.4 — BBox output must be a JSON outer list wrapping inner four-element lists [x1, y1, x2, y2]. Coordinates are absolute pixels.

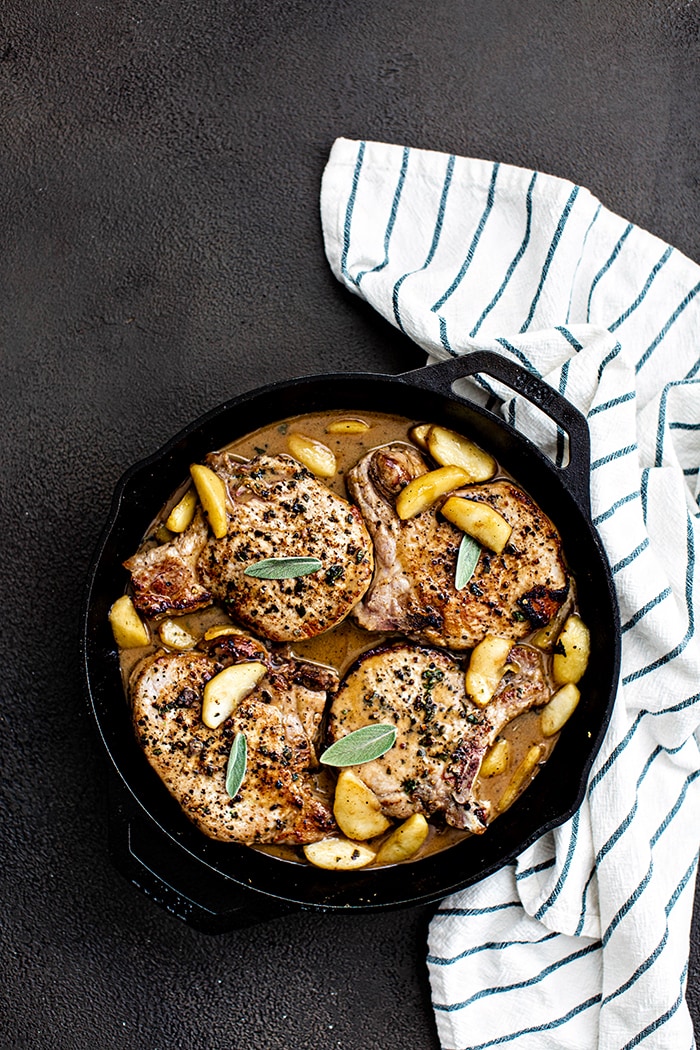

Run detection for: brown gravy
[[119, 409, 565, 866]]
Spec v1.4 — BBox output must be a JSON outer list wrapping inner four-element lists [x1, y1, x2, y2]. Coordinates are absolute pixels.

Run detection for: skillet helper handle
[[107, 779, 294, 933], [402, 351, 592, 515]]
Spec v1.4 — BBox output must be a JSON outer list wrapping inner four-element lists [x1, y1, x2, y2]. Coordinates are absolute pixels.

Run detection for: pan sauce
[[119, 409, 573, 866]]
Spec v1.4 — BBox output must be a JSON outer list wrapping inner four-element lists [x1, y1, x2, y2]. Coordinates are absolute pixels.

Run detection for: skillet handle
[[401, 351, 592, 515], [108, 779, 295, 933]]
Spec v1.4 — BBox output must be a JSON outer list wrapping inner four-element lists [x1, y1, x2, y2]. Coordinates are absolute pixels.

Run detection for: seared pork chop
[[125, 452, 374, 642], [196, 452, 374, 642], [327, 642, 548, 833], [346, 443, 569, 649], [131, 638, 338, 844]]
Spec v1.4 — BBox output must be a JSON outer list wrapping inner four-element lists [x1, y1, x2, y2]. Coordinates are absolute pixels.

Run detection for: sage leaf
[[320, 724, 397, 767], [455, 533, 480, 590], [225, 732, 247, 797], [244, 556, 322, 580]]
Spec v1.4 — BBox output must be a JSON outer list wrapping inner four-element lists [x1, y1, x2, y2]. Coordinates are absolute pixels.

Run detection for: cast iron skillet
[[82, 351, 620, 932]]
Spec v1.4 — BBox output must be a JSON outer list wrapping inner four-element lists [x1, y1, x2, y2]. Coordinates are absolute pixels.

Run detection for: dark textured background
[[3, 1, 700, 1047]]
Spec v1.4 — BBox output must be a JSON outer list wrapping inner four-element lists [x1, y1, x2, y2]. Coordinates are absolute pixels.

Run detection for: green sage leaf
[[455, 533, 480, 590], [320, 724, 397, 767], [244, 556, 322, 580], [225, 732, 247, 797]]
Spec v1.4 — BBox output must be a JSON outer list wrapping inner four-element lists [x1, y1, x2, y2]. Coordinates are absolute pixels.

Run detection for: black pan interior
[[83, 363, 620, 912]]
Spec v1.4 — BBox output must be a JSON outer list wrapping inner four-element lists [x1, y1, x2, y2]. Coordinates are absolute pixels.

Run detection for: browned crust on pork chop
[[131, 646, 338, 844], [327, 642, 549, 832], [346, 443, 569, 649], [124, 509, 213, 617]]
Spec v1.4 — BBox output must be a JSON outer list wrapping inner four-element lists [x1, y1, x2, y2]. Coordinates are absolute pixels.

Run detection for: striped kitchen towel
[[321, 138, 700, 1050]]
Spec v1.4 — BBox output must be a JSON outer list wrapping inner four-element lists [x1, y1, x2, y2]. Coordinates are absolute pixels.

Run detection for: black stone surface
[[2, 2, 699, 1047]]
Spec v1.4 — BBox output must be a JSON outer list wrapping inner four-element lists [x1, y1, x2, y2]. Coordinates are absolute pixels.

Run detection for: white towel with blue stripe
[[320, 138, 700, 1050]]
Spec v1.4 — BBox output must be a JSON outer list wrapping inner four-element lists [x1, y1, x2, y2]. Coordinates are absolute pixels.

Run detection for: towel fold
[[321, 137, 700, 1050]]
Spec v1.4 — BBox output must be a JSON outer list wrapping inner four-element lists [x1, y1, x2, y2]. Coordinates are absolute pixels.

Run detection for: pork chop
[[327, 642, 549, 833], [131, 637, 338, 845], [346, 442, 569, 649], [196, 452, 374, 642], [124, 452, 375, 642]]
